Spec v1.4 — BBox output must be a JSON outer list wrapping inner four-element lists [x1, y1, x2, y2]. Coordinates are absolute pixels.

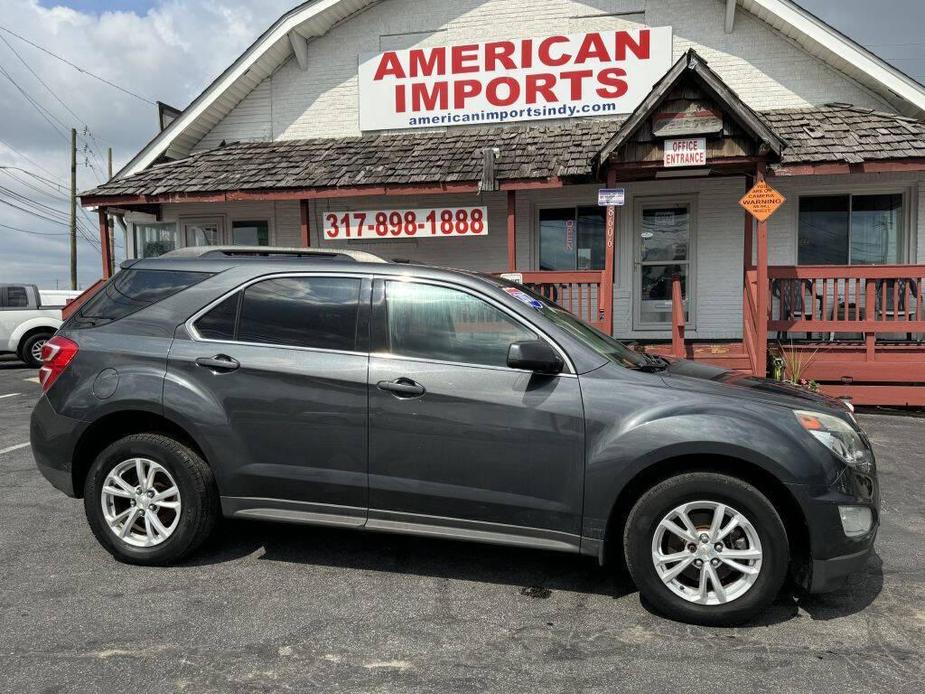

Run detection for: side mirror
[[507, 340, 564, 375]]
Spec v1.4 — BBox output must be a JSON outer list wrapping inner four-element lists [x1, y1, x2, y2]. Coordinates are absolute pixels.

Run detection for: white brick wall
[[192, 0, 891, 149]]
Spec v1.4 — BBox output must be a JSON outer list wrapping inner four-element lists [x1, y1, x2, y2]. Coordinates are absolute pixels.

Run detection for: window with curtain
[[798, 194, 903, 265], [539, 206, 606, 271]]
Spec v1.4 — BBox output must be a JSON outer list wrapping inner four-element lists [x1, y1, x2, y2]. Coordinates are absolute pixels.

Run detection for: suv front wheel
[[624, 472, 789, 626], [83, 433, 219, 565]]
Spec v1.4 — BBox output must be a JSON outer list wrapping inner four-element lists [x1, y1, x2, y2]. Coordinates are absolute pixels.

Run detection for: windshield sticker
[[503, 287, 544, 310]]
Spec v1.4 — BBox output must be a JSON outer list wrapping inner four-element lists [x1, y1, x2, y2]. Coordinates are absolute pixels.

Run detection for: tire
[[83, 433, 219, 565], [20, 331, 53, 368], [623, 472, 789, 626]]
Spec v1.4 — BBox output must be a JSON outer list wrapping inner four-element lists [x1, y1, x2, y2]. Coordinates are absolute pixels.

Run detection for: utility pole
[[107, 147, 115, 275], [69, 128, 77, 290]]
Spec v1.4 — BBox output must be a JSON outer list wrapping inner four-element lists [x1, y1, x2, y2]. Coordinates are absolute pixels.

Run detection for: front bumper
[[788, 463, 879, 594], [30, 395, 86, 497]]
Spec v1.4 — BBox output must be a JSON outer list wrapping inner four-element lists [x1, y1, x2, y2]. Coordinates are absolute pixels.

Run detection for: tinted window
[[385, 281, 537, 368], [6, 286, 28, 307], [238, 277, 361, 351], [195, 293, 239, 341], [77, 269, 212, 325]]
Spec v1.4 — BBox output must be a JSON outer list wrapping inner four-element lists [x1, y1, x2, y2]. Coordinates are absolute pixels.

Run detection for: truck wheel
[[83, 433, 219, 565], [20, 331, 53, 368], [623, 472, 789, 626]]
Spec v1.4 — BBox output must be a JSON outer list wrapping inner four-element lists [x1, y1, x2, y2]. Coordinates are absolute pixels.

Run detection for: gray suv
[[31, 248, 879, 625]]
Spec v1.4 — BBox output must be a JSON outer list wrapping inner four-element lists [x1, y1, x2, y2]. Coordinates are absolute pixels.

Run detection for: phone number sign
[[323, 206, 488, 240]]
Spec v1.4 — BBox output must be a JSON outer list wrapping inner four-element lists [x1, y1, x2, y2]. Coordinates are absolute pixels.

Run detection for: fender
[[6, 316, 61, 353], [576, 371, 841, 550]]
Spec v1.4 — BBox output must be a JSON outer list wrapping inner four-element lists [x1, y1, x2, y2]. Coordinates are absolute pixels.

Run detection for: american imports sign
[[358, 27, 673, 131]]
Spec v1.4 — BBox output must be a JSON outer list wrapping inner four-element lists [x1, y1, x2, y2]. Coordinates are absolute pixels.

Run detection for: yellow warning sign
[[739, 180, 786, 222]]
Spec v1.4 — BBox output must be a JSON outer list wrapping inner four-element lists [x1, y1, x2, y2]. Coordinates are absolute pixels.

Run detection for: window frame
[[535, 203, 608, 272], [180, 216, 226, 247], [231, 219, 272, 247], [187, 273, 371, 357], [371, 277, 575, 375], [133, 221, 180, 258], [794, 188, 912, 266]]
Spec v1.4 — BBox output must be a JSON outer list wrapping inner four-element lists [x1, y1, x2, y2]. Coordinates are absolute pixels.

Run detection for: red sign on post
[[739, 181, 786, 222]]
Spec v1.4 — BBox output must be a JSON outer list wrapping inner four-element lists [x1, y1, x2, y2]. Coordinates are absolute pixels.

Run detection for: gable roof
[[117, 0, 925, 180], [596, 49, 785, 165]]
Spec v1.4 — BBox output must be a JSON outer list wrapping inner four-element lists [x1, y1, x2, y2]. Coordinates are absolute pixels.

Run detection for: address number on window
[[322, 207, 488, 240]]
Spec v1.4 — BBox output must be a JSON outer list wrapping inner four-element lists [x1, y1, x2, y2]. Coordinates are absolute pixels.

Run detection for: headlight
[[794, 409, 872, 471]]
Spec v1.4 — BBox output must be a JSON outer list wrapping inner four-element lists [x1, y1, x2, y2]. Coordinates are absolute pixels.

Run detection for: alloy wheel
[[100, 458, 182, 548], [651, 500, 763, 605], [30, 338, 47, 363]]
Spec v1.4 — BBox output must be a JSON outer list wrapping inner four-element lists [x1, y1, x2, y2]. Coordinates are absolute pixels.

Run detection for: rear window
[[75, 269, 212, 325]]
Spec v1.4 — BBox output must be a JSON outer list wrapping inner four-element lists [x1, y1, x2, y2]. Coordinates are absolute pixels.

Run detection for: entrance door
[[634, 201, 694, 329], [366, 279, 585, 545]]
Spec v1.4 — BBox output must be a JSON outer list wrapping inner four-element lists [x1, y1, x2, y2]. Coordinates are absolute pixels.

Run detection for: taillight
[[38, 336, 79, 392]]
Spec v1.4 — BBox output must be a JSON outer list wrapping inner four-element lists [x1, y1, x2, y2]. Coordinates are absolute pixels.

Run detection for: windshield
[[490, 278, 653, 370]]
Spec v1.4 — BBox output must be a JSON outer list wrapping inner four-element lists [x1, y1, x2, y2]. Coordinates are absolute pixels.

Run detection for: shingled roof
[[82, 119, 623, 199], [83, 105, 925, 201], [762, 104, 925, 165]]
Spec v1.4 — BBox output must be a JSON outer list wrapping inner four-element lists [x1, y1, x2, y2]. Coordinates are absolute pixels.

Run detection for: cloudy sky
[[1, 0, 923, 289]]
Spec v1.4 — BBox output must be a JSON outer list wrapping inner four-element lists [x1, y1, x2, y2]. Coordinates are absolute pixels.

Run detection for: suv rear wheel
[[623, 472, 789, 626], [20, 331, 53, 368], [83, 433, 218, 565]]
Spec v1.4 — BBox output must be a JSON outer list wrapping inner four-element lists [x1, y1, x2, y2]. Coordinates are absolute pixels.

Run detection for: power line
[[0, 24, 156, 105], [0, 221, 70, 236], [0, 64, 70, 141], [0, 33, 86, 127], [0, 36, 111, 181], [0, 139, 64, 182]]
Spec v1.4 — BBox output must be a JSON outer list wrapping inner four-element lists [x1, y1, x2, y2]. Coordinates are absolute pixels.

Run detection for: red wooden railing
[[768, 265, 925, 338], [518, 271, 608, 332]]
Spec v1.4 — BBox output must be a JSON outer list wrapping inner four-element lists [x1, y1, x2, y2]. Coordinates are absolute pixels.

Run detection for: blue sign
[[598, 188, 625, 206]]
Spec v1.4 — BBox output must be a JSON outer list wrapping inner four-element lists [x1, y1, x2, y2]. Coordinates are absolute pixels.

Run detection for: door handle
[[195, 354, 240, 372], [377, 378, 425, 397]]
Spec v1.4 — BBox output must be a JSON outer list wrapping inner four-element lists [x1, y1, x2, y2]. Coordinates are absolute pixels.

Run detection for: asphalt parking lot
[[1, 355, 923, 694]]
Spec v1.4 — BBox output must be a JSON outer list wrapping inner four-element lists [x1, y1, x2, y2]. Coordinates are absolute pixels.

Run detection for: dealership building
[[81, 0, 925, 404]]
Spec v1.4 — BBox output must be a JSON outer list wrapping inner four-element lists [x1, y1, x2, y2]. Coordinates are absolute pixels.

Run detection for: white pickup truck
[[0, 284, 81, 368]]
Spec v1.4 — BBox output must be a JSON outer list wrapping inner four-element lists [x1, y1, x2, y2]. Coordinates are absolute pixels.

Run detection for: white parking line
[[24, 377, 39, 384], [0, 442, 30, 455], [0, 393, 22, 400]]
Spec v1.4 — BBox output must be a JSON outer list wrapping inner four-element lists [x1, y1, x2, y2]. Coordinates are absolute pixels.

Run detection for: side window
[[385, 281, 537, 368], [195, 293, 239, 341], [237, 277, 362, 351], [6, 286, 29, 308]]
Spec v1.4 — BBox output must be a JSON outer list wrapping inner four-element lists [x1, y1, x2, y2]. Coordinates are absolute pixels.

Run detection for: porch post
[[98, 207, 112, 279], [506, 190, 516, 271], [598, 169, 617, 335], [743, 175, 754, 270], [754, 165, 769, 377], [300, 199, 311, 247]]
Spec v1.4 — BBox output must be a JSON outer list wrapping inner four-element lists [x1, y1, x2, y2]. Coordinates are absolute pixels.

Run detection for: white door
[[634, 201, 694, 330], [182, 218, 224, 247]]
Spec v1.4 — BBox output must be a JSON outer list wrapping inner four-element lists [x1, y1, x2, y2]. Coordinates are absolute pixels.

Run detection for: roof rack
[[161, 246, 388, 263]]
